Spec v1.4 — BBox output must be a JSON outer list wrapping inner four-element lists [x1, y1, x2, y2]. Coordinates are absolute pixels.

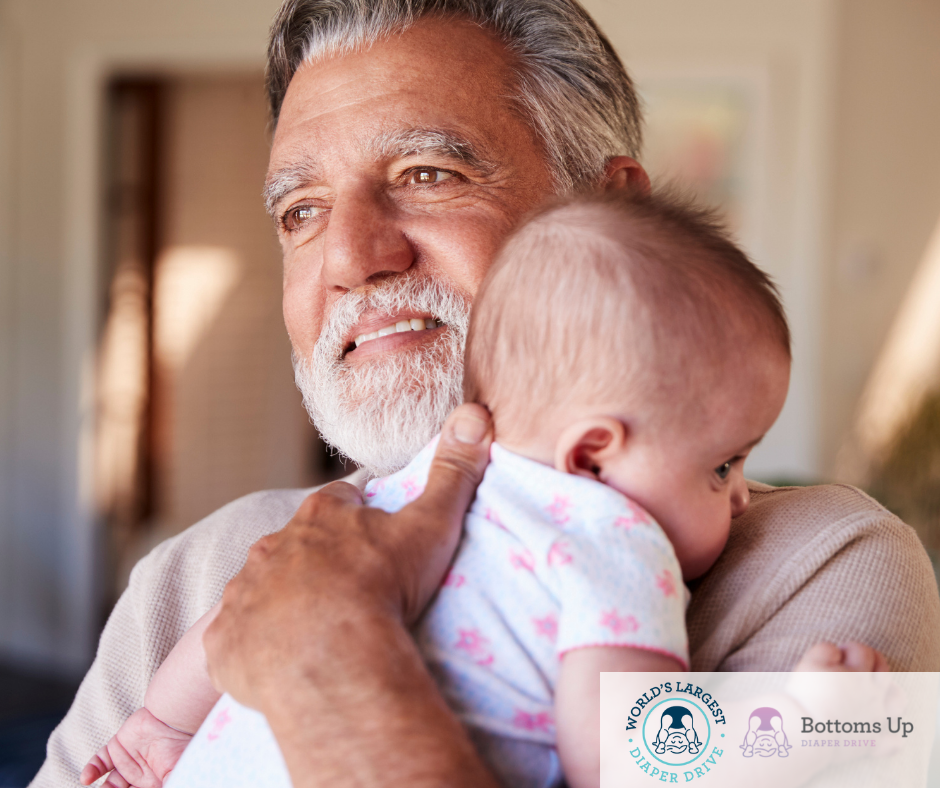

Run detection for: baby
[[82, 191, 858, 788]]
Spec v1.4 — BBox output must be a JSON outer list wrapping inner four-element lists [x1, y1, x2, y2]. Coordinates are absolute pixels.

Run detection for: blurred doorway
[[94, 73, 343, 617]]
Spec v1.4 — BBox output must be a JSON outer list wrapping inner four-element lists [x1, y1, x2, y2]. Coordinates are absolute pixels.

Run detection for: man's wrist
[[259, 609, 498, 788]]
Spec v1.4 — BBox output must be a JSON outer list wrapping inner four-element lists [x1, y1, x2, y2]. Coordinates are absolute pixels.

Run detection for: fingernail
[[454, 413, 487, 444]]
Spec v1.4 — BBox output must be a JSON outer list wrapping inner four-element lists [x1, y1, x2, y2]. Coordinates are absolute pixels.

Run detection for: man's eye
[[282, 205, 322, 232], [409, 168, 454, 185], [715, 461, 732, 480]]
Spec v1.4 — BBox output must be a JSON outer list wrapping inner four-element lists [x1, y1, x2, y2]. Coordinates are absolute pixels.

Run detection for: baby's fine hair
[[463, 189, 790, 440]]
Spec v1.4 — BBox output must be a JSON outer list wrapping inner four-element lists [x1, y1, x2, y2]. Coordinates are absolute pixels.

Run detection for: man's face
[[267, 18, 555, 474]]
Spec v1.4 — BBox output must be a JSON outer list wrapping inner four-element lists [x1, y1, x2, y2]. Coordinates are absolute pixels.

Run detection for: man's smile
[[344, 311, 445, 358]]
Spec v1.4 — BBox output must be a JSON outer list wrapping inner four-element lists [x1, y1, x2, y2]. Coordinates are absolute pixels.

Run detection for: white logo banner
[[601, 672, 940, 787]]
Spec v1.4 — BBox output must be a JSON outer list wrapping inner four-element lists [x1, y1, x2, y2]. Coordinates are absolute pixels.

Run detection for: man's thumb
[[417, 403, 493, 524], [394, 404, 492, 622]]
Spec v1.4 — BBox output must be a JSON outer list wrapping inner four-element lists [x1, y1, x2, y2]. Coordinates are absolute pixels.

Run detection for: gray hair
[[266, 0, 643, 192]]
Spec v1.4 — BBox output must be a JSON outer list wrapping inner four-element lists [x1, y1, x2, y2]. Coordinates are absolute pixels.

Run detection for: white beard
[[293, 275, 471, 477]]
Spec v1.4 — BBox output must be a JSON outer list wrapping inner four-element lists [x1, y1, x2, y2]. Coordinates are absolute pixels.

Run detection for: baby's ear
[[554, 417, 628, 479]]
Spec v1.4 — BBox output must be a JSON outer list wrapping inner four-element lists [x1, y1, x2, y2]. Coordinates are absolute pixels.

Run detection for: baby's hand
[[794, 641, 889, 672], [81, 708, 191, 788], [788, 641, 904, 761]]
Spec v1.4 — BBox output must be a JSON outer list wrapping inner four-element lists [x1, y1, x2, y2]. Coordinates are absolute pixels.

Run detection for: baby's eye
[[715, 461, 732, 480]]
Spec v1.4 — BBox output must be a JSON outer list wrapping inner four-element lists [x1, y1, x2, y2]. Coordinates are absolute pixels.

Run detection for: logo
[[741, 707, 792, 758], [646, 701, 707, 764], [624, 682, 726, 782]]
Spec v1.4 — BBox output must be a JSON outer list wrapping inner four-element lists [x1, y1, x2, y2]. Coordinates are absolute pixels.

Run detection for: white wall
[[823, 0, 940, 477], [0, 0, 282, 675], [583, 0, 839, 482]]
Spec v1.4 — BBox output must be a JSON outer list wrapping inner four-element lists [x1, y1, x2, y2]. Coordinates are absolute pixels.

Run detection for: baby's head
[[464, 191, 791, 579]]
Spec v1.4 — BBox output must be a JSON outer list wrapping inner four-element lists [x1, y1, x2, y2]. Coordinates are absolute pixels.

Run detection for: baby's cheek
[[680, 514, 729, 579]]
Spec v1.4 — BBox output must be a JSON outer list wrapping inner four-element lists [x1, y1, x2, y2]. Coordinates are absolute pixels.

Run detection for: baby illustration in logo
[[652, 706, 702, 756], [741, 707, 792, 757]]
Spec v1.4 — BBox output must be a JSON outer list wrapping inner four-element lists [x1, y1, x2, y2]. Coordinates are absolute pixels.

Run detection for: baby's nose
[[730, 479, 750, 518]]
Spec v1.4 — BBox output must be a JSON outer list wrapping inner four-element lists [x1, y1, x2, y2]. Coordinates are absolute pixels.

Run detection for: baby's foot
[[794, 642, 889, 672]]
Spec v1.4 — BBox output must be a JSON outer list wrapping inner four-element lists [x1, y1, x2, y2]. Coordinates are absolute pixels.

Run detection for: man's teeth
[[354, 318, 442, 348]]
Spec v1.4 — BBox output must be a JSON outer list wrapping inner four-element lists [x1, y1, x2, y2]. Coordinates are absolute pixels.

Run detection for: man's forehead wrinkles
[[369, 127, 496, 172]]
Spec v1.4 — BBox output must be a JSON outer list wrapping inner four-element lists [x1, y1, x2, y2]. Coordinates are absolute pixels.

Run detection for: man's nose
[[321, 189, 414, 291], [730, 477, 750, 519]]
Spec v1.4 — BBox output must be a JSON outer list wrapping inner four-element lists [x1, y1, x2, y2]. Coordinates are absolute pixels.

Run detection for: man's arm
[[29, 488, 311, 788], [688, 482, 940, 671], [204, 404, 502, 788]]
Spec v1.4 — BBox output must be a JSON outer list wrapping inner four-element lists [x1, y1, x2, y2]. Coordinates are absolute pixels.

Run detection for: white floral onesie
[[167, 438, 688, 788]]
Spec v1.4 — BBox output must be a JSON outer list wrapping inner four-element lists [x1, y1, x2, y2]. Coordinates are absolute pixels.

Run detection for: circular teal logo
[[641, 698, 711, 768]]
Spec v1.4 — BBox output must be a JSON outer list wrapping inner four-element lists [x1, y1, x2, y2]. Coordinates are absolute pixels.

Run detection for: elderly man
[[33, 0, 940, 786]]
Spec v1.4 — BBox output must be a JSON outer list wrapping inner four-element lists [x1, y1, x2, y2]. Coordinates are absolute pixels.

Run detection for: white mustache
[[316, 275, 471, 361], [294, 274, 471, 477]]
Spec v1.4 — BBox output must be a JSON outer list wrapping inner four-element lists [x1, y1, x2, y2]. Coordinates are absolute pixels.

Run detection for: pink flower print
[[443, 571, 466, 588], [484, 507, 508, 530], [509, 548, 536, 572], [402, 476, 424, 502], [455, 628, 494, 666], [656, 569, 677, 598], [545, 495, 572, 526], [614, 499, 652, 529], [547, 540, 573, 567], [512, 710, 554, 732], [532, 613, 558, 643], [206, 707, 233, 742], [365, 479, 385, 499], [600, 609, 639, 636]]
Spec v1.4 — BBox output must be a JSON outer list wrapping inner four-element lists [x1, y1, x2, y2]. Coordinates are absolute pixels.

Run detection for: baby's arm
[[81, 603, 223, 787], [555, 646, 683, 788], [143, 602, 223, 731]]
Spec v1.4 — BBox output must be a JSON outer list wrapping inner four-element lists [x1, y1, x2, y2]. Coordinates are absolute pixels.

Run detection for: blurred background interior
[[1, 0, 940, 782]]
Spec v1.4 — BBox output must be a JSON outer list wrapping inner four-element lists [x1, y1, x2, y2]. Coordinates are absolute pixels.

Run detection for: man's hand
[[202, 405, 499, 788]]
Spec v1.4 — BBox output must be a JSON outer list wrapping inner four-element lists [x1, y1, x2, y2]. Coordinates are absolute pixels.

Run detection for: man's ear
[[554, 416, 628, 479], [603, 156, 651, 195]]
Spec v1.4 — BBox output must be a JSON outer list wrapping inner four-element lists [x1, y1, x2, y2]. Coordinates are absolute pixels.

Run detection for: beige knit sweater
[[30, 480, 940, 787]]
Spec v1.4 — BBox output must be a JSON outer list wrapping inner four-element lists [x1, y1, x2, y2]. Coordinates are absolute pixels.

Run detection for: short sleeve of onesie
[[471, 443, 689, 670], [545, 497, 689, 667]]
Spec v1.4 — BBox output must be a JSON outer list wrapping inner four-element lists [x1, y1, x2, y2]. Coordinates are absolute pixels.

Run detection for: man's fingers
[[417, 404, 493, 521], [291, 483, 363, 524], [315, 480, 365, 506]]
